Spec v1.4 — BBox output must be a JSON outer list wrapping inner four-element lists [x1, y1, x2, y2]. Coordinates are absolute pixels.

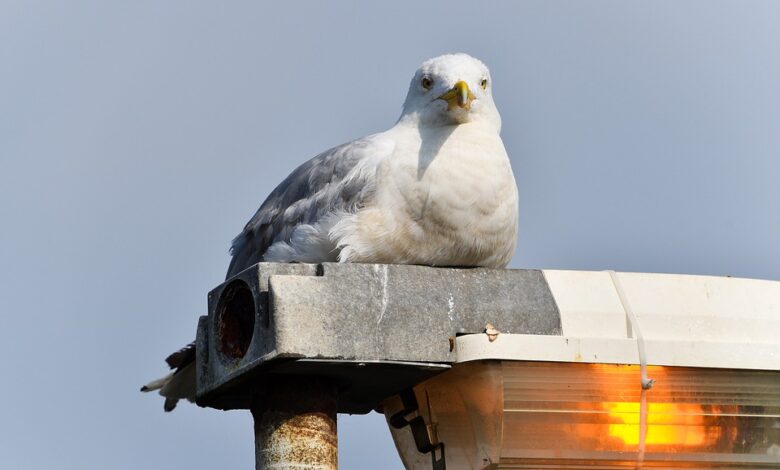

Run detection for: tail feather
[[165, 342, 195, 369], [140, 372, 174, 393], [142, 343, 197, 412], [161, 362, 196, 401], [164, 397, 180, 412]]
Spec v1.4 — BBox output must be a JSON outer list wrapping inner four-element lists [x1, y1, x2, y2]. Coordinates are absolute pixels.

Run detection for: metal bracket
[[389, 389, 445, 470]]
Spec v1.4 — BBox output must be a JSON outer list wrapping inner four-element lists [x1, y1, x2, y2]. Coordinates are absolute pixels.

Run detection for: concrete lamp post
[[193, 263, 780, 469]]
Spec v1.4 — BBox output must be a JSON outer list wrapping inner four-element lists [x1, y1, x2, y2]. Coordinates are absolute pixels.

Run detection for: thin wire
[[607, 270, 655, 469]]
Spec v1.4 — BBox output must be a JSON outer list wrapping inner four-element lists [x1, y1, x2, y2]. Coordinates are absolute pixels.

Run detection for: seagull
[[142, 53, 519, 410]]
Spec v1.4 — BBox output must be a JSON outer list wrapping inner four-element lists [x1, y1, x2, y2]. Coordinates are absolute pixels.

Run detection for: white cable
[[607, 270, 655, 468]]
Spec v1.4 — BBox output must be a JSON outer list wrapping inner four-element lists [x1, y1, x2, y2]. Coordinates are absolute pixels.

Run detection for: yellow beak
[[437, 80, 476, 110]]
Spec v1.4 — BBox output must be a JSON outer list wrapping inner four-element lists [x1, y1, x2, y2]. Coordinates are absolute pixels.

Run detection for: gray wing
[[226, 134, 393, 278]]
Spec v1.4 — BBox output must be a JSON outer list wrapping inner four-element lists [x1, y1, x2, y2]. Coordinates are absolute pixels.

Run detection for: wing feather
[[226, 134, 393, 278]]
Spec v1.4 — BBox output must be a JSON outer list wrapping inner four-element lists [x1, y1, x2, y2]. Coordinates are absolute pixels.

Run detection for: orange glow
[[604, 402, 708, 446]]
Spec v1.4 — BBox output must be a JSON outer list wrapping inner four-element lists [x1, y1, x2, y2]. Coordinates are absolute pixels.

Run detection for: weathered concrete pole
[[251, 376, 338, 470]]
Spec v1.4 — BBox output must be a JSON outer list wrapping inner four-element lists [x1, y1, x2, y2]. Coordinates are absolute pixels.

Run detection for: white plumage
[[227, 53, 518, 277], [144, 53, 519, 410]]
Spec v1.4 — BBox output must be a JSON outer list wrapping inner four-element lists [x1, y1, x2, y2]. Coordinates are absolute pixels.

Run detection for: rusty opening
[[217, 280, 255, 360]]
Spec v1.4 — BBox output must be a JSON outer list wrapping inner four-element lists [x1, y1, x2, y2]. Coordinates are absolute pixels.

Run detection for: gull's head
[[400, 53, 501, 130]]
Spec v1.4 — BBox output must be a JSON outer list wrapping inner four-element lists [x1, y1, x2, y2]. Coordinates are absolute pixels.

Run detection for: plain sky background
[[2, 1, 780, 469]]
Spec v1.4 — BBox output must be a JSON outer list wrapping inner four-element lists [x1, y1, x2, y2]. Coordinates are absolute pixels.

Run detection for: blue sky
[[2, 1, 780, 468]]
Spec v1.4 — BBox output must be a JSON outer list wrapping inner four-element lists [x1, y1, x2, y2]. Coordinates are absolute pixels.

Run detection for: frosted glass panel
[[386, 361, 780, 469]]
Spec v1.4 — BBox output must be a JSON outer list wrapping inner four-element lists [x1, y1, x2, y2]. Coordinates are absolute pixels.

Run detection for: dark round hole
[[217, 280, 255, 360]]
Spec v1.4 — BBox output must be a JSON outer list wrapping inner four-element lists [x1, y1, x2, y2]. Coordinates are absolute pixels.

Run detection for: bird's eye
[[480, 78, 488, 90], [421, 76, 433, 90]]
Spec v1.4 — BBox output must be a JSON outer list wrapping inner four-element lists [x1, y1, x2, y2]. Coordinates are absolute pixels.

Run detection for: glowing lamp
[[384, 271, 780, 469]]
